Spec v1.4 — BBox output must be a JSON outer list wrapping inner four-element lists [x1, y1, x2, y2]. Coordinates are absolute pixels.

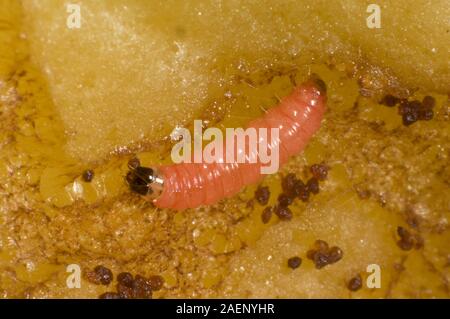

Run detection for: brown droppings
[[274, 205, 293, 221], [287, 256, 302, 269], [398, 100, 409, 115], [307, 240, 343, 269], [399, 99, 435, 126], [292, 179, 305, 197], [85, 270, 100, 285], [132, 275, 153, 299], [298, 186, 309, 202], [418, 108, 434, 121], [82, 169, 94, 182], [306, 177, 320, 195], [327, 246, 344, 263], [117, 272, 134, 288], [281, 173, 297, 195], [116, 283, 134, 299], [278, 193, 293, 207], [255, 186, 270, 205], [99, 292, 121, 299], [347, 274, 363, 291], [310, 163, 329, 181], [380, 94, 400, 107], [261, 206, 273, 224], [95, 265, 113, 285], [402, 112, 418, 126], [102, 272, 164, 299], [86, 265, 113, 286], [313, 252, 329, 269]]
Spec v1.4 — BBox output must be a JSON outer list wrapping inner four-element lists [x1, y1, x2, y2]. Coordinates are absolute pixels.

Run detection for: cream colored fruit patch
[[219, 192, 405, 298], [22, 0, 450, 162]]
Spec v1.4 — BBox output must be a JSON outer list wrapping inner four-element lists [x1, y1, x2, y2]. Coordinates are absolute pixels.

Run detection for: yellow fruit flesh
[[22, 0, 450, 162]]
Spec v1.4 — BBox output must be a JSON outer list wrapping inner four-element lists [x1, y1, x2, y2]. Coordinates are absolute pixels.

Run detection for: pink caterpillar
[[126, 76, 327, 210]]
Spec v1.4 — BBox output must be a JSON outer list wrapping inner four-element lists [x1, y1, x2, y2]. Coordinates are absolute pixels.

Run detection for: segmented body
[[151, 78, 327, 210]]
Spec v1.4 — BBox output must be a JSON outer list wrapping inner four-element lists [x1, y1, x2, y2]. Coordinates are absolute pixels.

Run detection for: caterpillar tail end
[[126, 158, 164, 201]]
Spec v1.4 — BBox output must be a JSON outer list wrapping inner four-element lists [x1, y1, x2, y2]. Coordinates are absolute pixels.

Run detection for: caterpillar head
[[126, 158, 164, 200], [308, 73, 327, 97]]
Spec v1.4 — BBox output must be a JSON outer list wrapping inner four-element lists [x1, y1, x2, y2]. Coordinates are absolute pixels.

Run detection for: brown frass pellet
[[347, 274, 363, 292], [94, 265, 113, 285], [293, 178, 305, 193], [380, 94, 400, 107], [116, 282, 134, 299], [313, 252, 329, 269], [254, 186, 270, 205], [132, 275, 153, 299], [261, 206, 273, 224], [327, 246, 343, 263], [278, 193, 293, 207], [86, 265, 113, 285], [99, 292, 121, 299], [306, 177, 320, 195], [287, 256, 302, 269], [307, 240, 343, 269], [281, 173, 298, 195], [274, 205, 293, 221], [418, 108, 433, 121], [402, 110, 419, 126], [297, 184, 310, 202], [398, 98, 435, 126], [117, 272, 134, 288], [398, 100, 410, 115], [82, 169, 94, 182], [310, 163, 329, 181]]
